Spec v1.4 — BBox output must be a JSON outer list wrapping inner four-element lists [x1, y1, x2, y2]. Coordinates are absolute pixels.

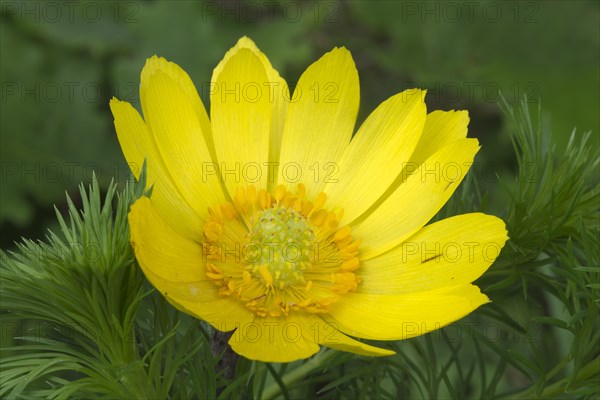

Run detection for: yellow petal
[[410, 110, 470, 167], [139, 261, 243, 318], [141, 60, 227, 222], [311, 318, 395, 357], [323, 89, 426, 224], [353, 138, 480, 260], [129, 196, 253, 331], [211, 47, 272, 195], [228, 314, 319, 362], [141, 56, 213, 151], [325, 285, 489, 340], [169, 296, 254, 333], [211, 37, 279, 86], [358, 213, 508, 294], [129, 196, 207, 283], [277, 47, 359, 198], [110, 99, 201, 239], [142, 266, 254, 332], [212, 38, 289, 189]]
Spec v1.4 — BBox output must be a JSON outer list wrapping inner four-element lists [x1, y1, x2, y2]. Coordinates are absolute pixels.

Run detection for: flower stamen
[[203, 184, 361, 317]]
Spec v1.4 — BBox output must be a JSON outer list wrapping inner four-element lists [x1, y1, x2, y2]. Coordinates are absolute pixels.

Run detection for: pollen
[[202, 184, 362, 317]]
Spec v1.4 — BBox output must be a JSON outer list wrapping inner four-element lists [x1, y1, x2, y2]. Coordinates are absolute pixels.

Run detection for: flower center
[[202, 184, 361, 318], [247, 207, 315, 289]]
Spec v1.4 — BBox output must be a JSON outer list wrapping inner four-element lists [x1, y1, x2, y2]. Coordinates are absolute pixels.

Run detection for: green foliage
[[0, 12, 122, 227], [0, 169, 219, 399], [1, 172, 147, 398]]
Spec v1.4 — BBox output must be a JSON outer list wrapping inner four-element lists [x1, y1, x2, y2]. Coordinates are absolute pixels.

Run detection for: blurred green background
[[1, 0, 598, 247]]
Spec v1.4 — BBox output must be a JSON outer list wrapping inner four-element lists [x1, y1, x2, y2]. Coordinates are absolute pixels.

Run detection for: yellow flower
[[110, 37, 508, 363]]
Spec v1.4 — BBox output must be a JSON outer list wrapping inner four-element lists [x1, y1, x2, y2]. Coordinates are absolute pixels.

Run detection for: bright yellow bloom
[[110, 37, 508, 362]]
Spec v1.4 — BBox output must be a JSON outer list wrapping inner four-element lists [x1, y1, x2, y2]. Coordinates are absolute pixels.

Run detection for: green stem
[[262, 349, 337, 400], [506, 356, 599, 399]]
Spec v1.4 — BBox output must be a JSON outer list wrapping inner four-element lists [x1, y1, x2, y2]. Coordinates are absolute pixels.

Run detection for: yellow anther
[[274, 185, 286, 202], [305, 280, 313, 292], [310, 209, 327, 226], [246, 185, 257, 207], [340, 257, 359, 272], [206, 272, 223, 280], [338, 250, 356, 260], [336, 235, 353, 249], [258, 264, 273, 287], [324, 211, 338, 228], [331, 272, 359, 293], [342, 239, 361, 253], [204, 221, 223, 242], [297, 183, 306, 198], [221, 202, 236, 219], [293, 199, 303, 212], [207, 263, 221, 273], [258, 189, 269, 209], [246, 300, 258, 307], [334, 226, 352, 242], [301, 200, 312, 215], [242, 270, 251, 283], [313, 192, 327, 210], [220, 287, 232, 296], [256, 309, 267, 317], [318, 297, 336, 307], [298, 298, 311, 307], [203, 243, 220, 260]]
